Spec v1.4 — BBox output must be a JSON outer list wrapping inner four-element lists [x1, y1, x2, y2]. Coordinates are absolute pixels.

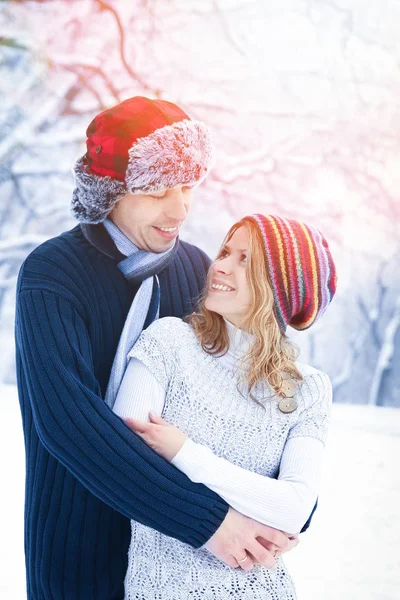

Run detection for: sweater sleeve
[[113, 358, 166, 421], [15, 289, 229, 548], [126, 325, 174, 391], [172, 436, 323, 535]]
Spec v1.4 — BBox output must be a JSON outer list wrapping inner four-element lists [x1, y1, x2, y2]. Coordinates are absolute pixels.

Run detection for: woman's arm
[[172, 436, 323, 535], [114, 358, 188, 461], [172, 373, 332, 535], [113, 358, 166, 421], [121, 359, 330, 535]]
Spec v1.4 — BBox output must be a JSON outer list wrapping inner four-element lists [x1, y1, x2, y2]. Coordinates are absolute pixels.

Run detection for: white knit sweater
[[113, 317, 332, 600]]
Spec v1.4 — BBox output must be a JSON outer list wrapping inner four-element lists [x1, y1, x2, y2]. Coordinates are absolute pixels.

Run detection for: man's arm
[[16, 288, 229, 548]]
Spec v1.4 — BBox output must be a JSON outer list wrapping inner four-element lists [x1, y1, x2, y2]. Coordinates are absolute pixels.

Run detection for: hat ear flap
[[71, 157, 127, 224]]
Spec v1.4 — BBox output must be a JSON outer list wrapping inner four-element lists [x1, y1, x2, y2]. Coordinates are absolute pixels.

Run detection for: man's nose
[[164, 188, 189, 222]]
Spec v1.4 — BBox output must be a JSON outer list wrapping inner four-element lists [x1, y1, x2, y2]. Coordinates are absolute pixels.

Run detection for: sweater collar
[[223, 318, 255, 369], [80, 223, 126, 261]]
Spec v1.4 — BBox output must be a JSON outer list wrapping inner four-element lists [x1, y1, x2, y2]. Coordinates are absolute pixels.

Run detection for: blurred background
[[1, 1, 399, 599]]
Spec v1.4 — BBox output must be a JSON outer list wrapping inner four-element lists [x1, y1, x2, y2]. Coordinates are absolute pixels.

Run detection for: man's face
[[109, 186, 193, 252]]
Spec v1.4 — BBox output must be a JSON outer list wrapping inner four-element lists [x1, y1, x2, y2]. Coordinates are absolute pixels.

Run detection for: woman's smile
[[209, 278, 236, 293]]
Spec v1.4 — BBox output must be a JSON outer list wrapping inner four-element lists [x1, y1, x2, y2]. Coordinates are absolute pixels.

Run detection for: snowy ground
[[2, 385, 399, 600]]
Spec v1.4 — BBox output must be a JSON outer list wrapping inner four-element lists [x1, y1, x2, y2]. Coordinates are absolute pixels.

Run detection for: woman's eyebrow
[[224, 243, 248, 252]]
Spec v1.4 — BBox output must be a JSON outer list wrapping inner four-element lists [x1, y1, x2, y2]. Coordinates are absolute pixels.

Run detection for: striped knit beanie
[[71, 96, 214, 224], [248, 214, 337, 332]]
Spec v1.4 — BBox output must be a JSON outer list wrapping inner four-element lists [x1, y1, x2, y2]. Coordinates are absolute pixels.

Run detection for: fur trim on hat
[[126, 119, 213, 194], [71, 119, 213, 223], [71, 157, 127, 224]]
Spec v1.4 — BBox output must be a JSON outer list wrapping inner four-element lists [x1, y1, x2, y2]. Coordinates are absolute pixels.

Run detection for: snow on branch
[[331, 327, 370, 395], [0, 79, 74, 164], [211, 0, 247, 56], [0, 236, 48, 253], [0, 276, 18, 291], [368, 295, 400, 405]]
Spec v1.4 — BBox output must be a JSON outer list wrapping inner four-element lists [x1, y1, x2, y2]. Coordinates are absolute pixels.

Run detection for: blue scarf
[[103, 219, 178, 408]]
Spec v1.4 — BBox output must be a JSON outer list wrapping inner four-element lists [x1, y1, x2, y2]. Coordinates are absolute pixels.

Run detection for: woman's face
[[204, 226, 252, 328]]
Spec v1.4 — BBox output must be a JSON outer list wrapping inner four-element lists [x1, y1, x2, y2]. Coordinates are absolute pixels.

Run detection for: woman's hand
[[125, 412, 188, 462]]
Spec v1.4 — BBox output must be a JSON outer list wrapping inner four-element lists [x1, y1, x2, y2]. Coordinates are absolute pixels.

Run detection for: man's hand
[[258, 532, 299, 559], [204, 507, 291, 571]]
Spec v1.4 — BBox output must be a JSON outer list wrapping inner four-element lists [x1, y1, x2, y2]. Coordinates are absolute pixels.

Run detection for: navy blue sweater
[[15, 224, 229, 600]]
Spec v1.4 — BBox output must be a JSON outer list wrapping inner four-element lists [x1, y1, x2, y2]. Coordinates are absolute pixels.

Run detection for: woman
[[113, 213, 337, 599]]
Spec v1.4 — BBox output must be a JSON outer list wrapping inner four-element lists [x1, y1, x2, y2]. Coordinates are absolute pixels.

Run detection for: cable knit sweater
[[14, 224, 229, 600], [113, 316, 332, 600]]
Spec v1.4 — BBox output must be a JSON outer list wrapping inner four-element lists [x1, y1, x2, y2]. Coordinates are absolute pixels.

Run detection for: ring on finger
[[237, 554, 248, 564]]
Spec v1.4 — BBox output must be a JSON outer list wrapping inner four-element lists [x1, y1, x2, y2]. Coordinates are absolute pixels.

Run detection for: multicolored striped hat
[[247, 214, 337, 332]]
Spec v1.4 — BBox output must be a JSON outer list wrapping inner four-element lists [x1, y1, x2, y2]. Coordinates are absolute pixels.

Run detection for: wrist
[[171, 437, 191, 465]]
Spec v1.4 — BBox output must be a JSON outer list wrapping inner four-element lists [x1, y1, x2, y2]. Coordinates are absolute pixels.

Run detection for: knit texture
[[249, 214, 337, 332], [124, 316, 331, 599], [14, 224, 229, 600]]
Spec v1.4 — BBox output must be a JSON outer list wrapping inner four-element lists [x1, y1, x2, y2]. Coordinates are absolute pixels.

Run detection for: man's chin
[[150, 239, 176, 254]]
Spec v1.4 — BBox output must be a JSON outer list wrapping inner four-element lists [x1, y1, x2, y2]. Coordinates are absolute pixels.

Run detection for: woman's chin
[[204, 297, 223, 317]]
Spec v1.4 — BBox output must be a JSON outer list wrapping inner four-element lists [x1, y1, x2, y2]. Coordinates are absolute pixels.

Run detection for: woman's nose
[[216, 258, 232, 275]]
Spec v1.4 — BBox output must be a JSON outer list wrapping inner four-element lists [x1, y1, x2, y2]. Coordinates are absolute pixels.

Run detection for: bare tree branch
[[331, 328, 370, 394], [211, 0, 246, 56], [0, 275, 18, 289], [94, 0, 162, 96], [0, 235, 48, 252], [52, 63, 105, 110], [51, 55, 122, 103], [368, 295, 400, 405]]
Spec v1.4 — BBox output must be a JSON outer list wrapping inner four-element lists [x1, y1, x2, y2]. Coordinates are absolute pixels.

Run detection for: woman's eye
[[241, 254, 247, 262], [182, 186, 193, 193]]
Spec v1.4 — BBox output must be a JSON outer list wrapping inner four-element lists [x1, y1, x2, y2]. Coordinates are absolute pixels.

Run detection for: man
[[15, 96, 299, 600]]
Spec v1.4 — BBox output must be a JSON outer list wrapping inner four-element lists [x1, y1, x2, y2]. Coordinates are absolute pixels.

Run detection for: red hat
[[71, 96, 214, 223]]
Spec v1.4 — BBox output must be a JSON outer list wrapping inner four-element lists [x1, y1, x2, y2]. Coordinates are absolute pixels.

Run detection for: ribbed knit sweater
[[14, 223, 229, 600]]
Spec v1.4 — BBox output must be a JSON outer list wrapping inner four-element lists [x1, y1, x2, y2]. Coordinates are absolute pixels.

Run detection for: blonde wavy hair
[[186, 217, 303, 406]]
